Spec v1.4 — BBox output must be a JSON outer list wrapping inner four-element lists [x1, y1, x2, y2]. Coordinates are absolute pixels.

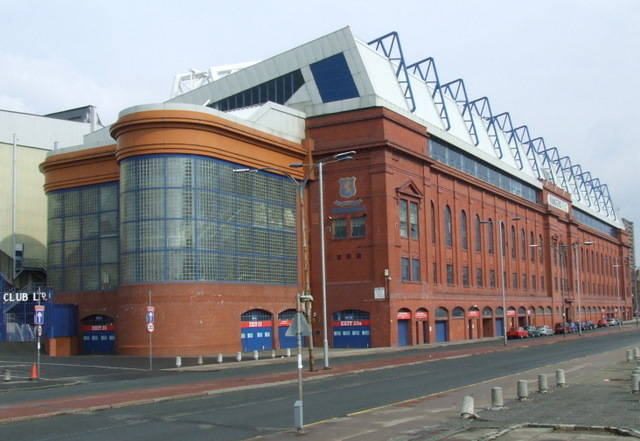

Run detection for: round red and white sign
[[146, 323, 155, 333]]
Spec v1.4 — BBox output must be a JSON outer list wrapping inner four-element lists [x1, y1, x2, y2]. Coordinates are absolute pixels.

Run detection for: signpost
[[146, 297, 154, 370], [34, 304, 45, 378]]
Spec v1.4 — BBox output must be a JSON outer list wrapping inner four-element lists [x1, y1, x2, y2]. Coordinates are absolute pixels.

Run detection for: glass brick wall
[[47, 183, 120, 291], [120, 155, 298, 285]]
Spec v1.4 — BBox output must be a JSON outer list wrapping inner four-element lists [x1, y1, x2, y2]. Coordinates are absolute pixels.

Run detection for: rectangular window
[[332, 218, 347, 239], [512, 272, 518, 289], [351, 216, 366, 238], [532, 275, 537, 290], [462, 266, 470, 287], [476, 268, 483, 288], [554, 277, 558, 290], [400, 200, 408, 238], [433, 263, 438, 284], [411, 259, 421, 281], [446, 264, 454, 285], [409, 202, 419, 239], [401, 257, 410, 281], [489, 270, 496, 288], [541, 276, 545, 290], [522, 274, 527, 289]]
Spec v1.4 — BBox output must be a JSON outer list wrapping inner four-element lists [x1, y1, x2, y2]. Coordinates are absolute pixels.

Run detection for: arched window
[[488, 218, 495, 254], [520, 229, 526, 260], [444, 205, 453, 248], [495, 307, 504, 317], [483, 307, 493, 317], [435, 307, 449, 318], [431, 202, 436, 244], [460, 210, 468, 250], [452, 306, 465, 318], [530, 232, 535, 261], [474, 215, 482, 252], [511, 226, 516, 258]]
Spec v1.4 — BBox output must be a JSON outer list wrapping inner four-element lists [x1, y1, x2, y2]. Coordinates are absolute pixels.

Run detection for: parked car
[[597, 318, 609, 327], [507, 327, 529, 339], [554, 322, 573, 334], [537, 325, 555, 336], [525, 325, 541, 337], [582, 320, 595, 330], [607, 318, 620, 326]]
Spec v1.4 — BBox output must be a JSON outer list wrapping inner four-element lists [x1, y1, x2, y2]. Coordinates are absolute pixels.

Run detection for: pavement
[[1, 325, 640, 440]]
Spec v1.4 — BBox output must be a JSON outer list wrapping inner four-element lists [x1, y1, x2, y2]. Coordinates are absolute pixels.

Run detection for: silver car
[[537, 325, 555, 336]]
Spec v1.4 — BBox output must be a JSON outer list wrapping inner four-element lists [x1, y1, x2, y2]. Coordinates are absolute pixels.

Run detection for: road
[[1, 328, 638, 441]]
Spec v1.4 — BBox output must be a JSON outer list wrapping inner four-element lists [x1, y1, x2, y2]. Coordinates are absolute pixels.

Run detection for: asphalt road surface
[[1, 329, 638, 441]]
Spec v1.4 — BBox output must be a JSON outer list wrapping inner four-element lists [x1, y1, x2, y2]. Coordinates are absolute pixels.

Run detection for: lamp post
[[530, 240, 592, 336], [614, 262, 623, 328], [233, 166, 315, 369], [291, 150, 356, 370], [480, 217, 520, 346]]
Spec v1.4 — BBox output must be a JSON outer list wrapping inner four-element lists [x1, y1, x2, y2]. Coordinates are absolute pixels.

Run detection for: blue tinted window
[[310, 53, 359, 103]]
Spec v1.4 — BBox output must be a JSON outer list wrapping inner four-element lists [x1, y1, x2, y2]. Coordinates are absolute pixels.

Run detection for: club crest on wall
[[339, 177, 357, 199]]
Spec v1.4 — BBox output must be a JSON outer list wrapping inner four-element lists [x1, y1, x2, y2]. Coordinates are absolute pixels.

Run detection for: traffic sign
[[34, 305, 45, 325], [146, 306, 155, 323], [35, 325, 42, 337], [285, 312, 312, 337], [146, 322, 155, 333]]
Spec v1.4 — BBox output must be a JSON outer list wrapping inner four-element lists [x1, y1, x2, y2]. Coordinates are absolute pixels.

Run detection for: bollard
[[217, 353, 223, 364], [632, 374, 640, 394], [294, 400, 304, 431], [253, 350, 259, 361], [538, 374, 548, 393], [197, 355, 203, 365], [460, 395, 475, 419], [490, 387, 504, 409], [271, 349, 276, 359], [627, 349, 634, 362], [286, 348, 291, 357], [635, 347, 640, 360], [3, 369, 10, 382], [556, 369, 566, 387], [517, 380, 529, 401], [236, 352, 242, 362], [175, 356, 182, 368]]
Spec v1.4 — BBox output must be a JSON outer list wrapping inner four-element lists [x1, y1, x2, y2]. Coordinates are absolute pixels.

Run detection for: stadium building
[[40, 27, 633, 355]]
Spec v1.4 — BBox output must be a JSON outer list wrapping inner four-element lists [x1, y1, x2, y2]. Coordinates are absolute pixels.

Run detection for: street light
[[479, 217, 521, 346], [233, 166, 315, 366], [614, 262, 624, 328], [290, 150, 356, 370], [530, 240, 593, 336]]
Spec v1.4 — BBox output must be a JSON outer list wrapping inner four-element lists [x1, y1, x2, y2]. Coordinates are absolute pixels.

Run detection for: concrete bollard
[[632, 374, 640, 394], [236, 352, 242, 362], [538, 374, 548, 393], [634, 347, 640, 360], [627, 349, 633, 362], [460, 395, 475, 419], [556, 369, 566, 387], [175, 356, 182, 368], [253, 350, 259, 361], [517, 380, 529, 401], [491, 387, 504, 409], [217, 353, 223, 363], [3, 369, 10, 382], [286, 348, 291, 357], [197, 355, 203, 365], [271, 350, 276, 359]]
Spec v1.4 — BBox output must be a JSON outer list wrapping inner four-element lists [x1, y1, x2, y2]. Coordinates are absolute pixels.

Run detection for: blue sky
[[2, 0, 639, 259]]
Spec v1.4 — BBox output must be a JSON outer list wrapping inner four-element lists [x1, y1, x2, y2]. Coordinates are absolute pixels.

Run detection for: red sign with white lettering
[[415, 311, 428, 319], [397, 311, 411, 320], [506, 310, 516, 317], [467, 310, 480, 318], [241, 321, 273, 329], [332, 320, 371, 327]]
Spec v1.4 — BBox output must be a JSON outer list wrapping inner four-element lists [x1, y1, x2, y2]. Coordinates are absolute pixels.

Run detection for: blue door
[[241, 309, 273, 352], [495, 318, 504, 337], [332, 310, 371, 348], [397, 320, 409, 346], [435, 320, 448, 342], [278, 309, 297, 349], [81, 315, 115, 354]]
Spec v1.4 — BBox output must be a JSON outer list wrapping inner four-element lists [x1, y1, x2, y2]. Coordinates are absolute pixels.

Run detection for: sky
[[2, 0, 639, 259]]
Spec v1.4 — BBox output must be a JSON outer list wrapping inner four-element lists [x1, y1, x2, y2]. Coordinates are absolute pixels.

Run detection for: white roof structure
[[168, 26, 620, 230]]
